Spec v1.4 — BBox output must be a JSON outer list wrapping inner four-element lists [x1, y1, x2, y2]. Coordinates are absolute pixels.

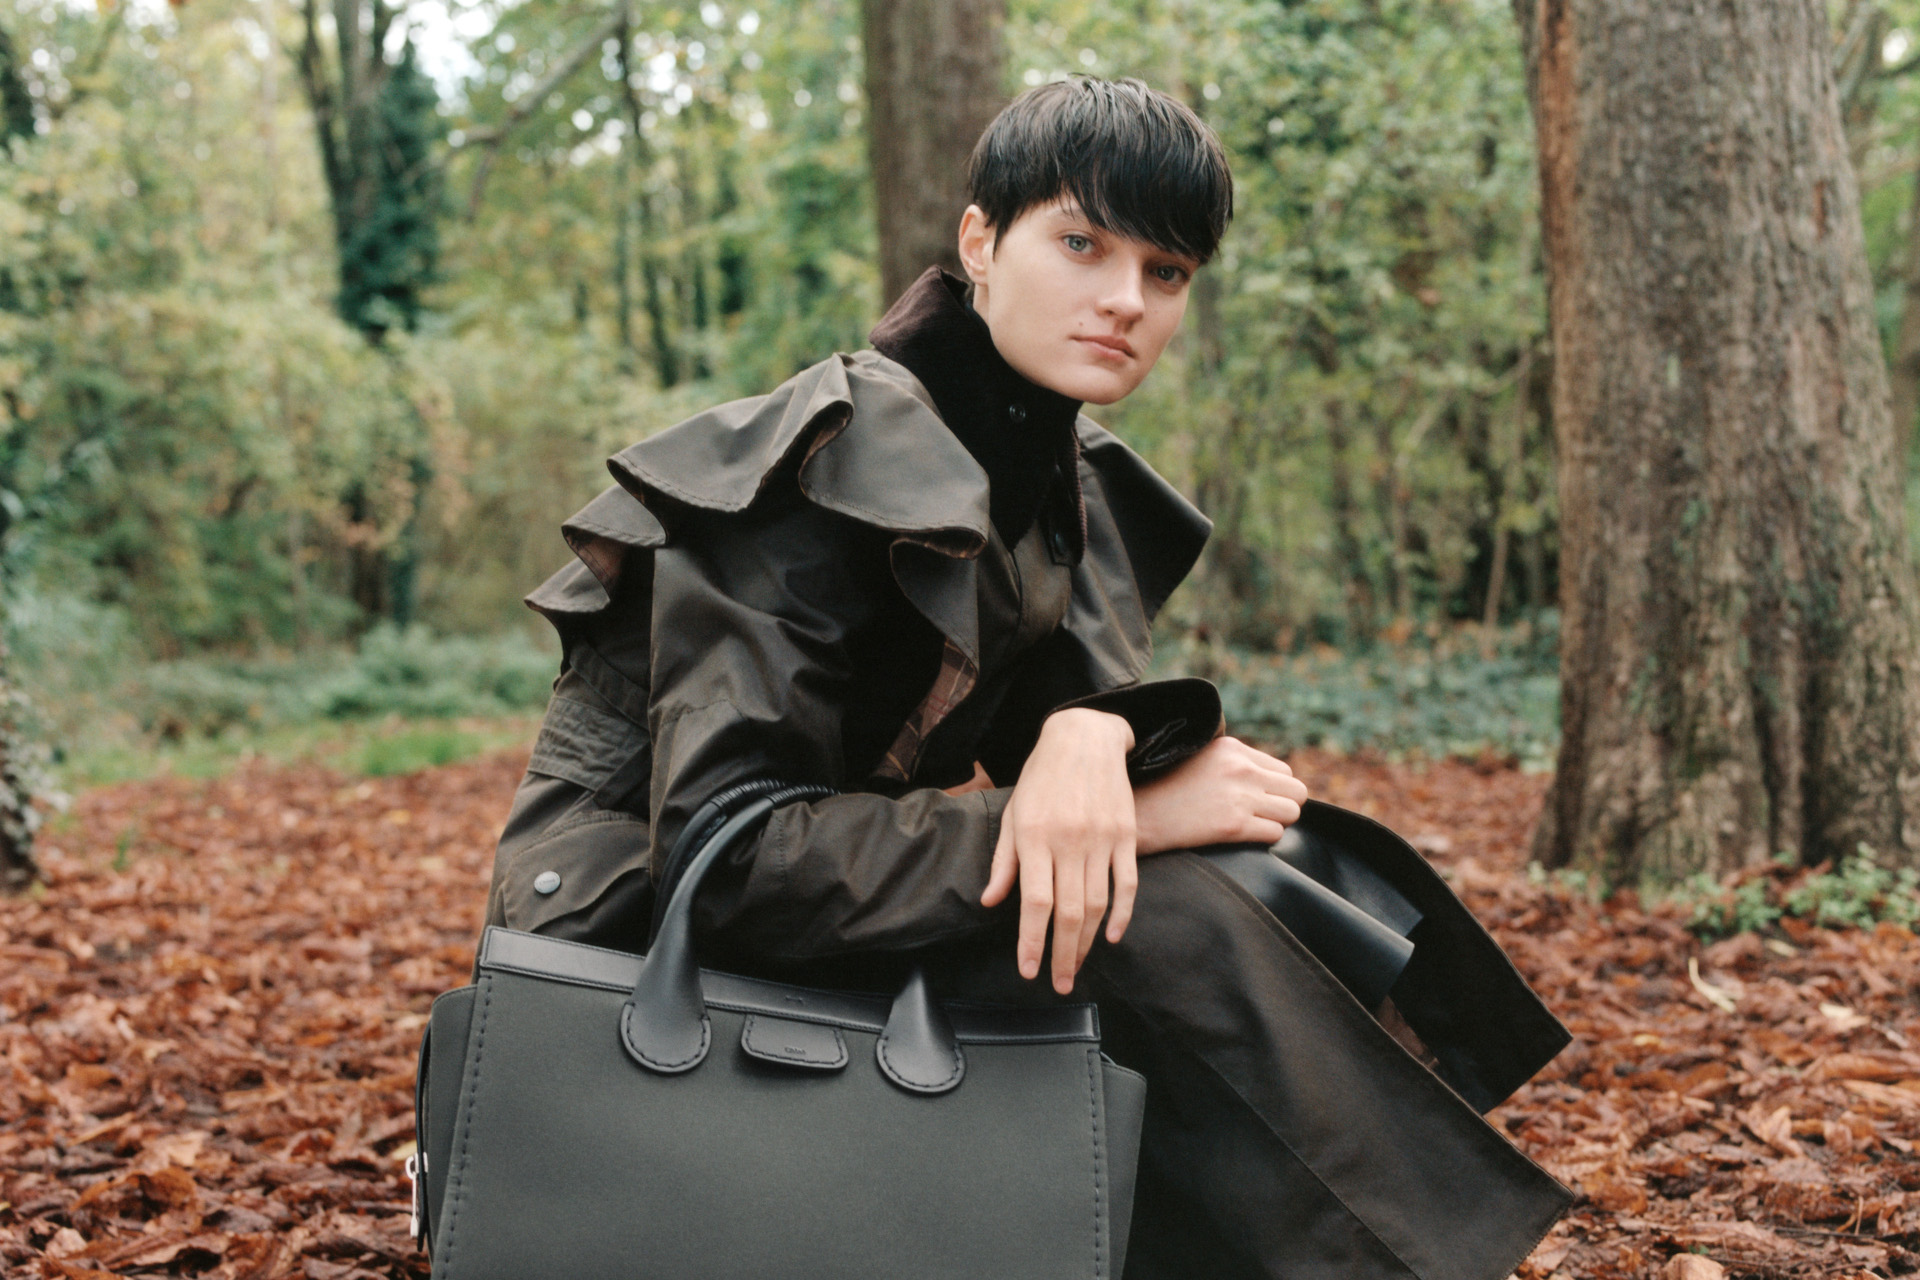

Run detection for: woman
[[485, 76, 1571, 1280]]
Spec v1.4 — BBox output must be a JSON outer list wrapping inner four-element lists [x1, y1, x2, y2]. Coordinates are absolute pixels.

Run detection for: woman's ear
[[957, 205, 995, 285]]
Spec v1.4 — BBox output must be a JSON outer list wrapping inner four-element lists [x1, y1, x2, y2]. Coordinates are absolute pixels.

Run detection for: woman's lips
[[1075, 335, 1135, 361]]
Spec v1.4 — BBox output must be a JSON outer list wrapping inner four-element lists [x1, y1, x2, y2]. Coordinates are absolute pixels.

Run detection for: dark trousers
[[927, 851, 1570, 1280]]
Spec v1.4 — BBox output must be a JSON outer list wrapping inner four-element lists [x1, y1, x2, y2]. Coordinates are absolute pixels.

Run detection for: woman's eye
[[1063, 234, 1093, 253], [1152, 264, 1190, 285]]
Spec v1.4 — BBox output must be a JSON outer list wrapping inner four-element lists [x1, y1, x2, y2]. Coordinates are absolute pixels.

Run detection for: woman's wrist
[[1039, 706, 1136, 754]]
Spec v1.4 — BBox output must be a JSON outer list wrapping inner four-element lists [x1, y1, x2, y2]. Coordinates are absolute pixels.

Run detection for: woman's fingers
[[1242, 817, 1289, 846], [1106, 842, 1139, 945], [1251, 792, 1303, 828], [1049, 845, 1087, 995], [980, 804, 1018, 908], [1016, 837, 1055, 982], [1073, 846, 1110, 972]]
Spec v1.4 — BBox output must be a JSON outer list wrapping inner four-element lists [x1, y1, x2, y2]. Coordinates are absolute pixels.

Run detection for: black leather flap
[[741, 1014, 849, 1071]]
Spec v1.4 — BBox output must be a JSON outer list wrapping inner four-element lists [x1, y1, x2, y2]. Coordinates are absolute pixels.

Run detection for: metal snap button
[[1007, 403, 1028, 424], [533, 870, 562, 895]]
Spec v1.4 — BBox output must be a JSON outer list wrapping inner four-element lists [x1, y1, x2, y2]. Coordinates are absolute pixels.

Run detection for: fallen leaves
[[1661, 1254, 1724, 1280], [0, 746, 1914, 1278], [1298, 751, 1920, 1280], [1, 756, 512, 1278]]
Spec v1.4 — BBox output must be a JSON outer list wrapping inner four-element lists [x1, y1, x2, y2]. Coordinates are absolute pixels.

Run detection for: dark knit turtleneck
[[869, 268, 1082, 546]]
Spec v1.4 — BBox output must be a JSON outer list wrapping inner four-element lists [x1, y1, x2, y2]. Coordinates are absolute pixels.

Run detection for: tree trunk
[[1, 21, 37, 144], [1886, 158, 1920, 447], [860, 0, 1007, 310], [1324, 400, 1378, 646], [1514, 0, 1920, 881], [0, 634, 38, 893]]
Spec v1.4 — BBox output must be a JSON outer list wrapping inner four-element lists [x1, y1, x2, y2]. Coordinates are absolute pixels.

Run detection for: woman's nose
[[1097, 268, 1146, 322]]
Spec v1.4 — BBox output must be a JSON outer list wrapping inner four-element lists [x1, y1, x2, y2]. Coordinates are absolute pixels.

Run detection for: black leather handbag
[[411, 782, 1149, 1279]]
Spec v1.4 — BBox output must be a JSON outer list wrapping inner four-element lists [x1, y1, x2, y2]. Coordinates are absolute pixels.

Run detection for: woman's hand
[[979, 708, 1136, 995], [1134, 736, 1309, 854]]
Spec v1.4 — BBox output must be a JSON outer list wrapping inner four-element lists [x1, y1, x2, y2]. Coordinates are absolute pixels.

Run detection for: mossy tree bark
[[860, 0, 1006, 310], [0, 634, 37, 893], [1513, 0, 1920, 881]]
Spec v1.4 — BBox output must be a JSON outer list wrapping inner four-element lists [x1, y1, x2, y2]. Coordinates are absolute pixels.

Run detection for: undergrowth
[[1162, 619, 1560, 766], [129, 625, 556, 738], [16, 623, 557, 785], [1673, 846, 1920, 940]]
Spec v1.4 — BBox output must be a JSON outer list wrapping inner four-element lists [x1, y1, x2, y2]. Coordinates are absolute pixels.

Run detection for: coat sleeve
[[647, 496, 1008, 960]]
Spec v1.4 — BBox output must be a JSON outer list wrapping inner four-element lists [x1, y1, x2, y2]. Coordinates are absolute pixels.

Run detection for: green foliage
[[1681, 876, 1785, 940], [338, 41, 444, 337], [126, 625, 556, 738], [358, 726, 490, 777], [1, 0, 1915, 799], [1169, 617, 1560, 764], [1525, 861, 1604, 903], [306, 625, 555, 721], [1676, 845, 1920, 940], [1029, 0, 1554, 644], [444, 0, 876, 391], [0, 21, 34, 145], [0, 0, 1558, 677]]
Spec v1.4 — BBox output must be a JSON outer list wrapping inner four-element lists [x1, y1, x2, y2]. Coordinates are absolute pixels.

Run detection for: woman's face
[[957, 199, 1198, 405]]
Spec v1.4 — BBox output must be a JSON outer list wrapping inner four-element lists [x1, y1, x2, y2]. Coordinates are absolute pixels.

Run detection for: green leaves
[[1677, 844, 1920, 940], [1174, 617, 1562, 765]]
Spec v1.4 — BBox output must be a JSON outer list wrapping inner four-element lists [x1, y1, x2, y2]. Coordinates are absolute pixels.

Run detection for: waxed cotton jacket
[[486, 345, 1223, 959]]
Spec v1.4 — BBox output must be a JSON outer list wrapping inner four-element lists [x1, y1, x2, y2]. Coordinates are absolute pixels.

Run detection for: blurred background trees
[[0, 0, 1914, 884], [862, 0, 1005, 305]]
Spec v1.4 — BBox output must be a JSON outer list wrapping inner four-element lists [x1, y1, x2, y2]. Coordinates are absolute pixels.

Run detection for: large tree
[[860, 0, 1006, 309], [1513, 0, 1920, 882], [293, 4, 443, 339], [0, 22, 34, 145]]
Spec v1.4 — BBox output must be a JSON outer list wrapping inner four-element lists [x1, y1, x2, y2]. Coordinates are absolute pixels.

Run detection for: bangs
[[968, 77, 1233, 264]]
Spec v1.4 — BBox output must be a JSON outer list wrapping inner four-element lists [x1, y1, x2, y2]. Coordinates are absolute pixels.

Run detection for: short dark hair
[[967, 77, 1233, 265]]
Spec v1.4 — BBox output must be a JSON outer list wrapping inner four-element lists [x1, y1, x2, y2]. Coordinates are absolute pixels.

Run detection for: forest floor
[[1, 748, 1916, 1279]]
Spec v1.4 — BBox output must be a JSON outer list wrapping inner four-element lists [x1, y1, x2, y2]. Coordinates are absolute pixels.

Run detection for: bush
[[1676, 845, 1920, 940], [1164, 620, 1560, 766], [83, 624, 555, 742], [303, 626, 555, 722]]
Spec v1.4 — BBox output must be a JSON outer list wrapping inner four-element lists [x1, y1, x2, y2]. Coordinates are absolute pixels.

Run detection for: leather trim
[[742, 1014, 850, 1070], [478, 927, 1098, 1044], [620, 999, 711, 1073], [873, 967, 965, 1094]]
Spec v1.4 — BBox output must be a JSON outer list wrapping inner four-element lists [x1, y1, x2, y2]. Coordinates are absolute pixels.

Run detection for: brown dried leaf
[[1739, 1104, 1805, 1158], [6, 748, 1919, 1280]]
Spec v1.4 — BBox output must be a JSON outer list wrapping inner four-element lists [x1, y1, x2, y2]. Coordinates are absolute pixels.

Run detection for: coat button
[[1050, 526, 1073, 561], [533, 870, 562, 895], [1007, 403, 1028, 424]]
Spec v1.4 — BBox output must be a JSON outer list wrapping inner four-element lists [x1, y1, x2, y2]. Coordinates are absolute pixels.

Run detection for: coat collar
[[526, 350, 1210, 690], [612, 351, 991, 559], [870, 268, 1082, 545]]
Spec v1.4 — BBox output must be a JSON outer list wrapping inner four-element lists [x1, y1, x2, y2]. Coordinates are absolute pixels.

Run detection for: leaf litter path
[[1, 749, 1916, 1279]]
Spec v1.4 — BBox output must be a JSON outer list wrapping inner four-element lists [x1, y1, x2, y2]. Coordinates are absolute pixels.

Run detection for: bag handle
[[622, 782, 967, 1094], [647, 779, 840, 944]]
